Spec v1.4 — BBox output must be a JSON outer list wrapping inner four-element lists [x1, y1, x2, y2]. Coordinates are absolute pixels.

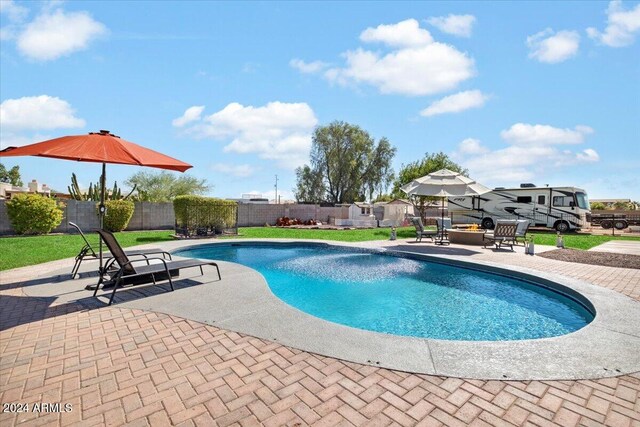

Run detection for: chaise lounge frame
[[94, 229, 221, 305], [69, 221, 171, 279], [411, 217, 437, 242]]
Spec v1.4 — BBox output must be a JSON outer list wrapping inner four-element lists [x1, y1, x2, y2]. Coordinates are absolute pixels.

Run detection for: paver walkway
[[1, 243, 639, 426], [588, 240, 640, 256]]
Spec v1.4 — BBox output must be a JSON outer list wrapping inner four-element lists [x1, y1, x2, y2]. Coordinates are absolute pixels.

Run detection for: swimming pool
[[175, 243, 594, 341]]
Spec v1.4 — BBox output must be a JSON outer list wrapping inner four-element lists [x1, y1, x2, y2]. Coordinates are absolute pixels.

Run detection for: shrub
[[101, 199, 135, 232], [6, 194, 64, 235], [174, 195, 237, 236]]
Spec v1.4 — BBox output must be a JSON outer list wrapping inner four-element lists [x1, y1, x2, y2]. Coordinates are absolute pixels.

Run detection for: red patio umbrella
[[0, 130, 192, 275]]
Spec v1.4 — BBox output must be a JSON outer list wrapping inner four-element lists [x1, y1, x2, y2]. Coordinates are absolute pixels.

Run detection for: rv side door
[[534, 194, 548, 225]]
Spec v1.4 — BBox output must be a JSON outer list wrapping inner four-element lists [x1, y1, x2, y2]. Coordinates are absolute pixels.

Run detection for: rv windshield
[[575, 192, 589, 210]]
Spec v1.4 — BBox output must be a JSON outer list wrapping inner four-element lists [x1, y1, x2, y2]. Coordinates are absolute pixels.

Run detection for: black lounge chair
[[483, 220, 517, 250], [410, 217, 437, 242], [94, 229, 221, 305], [69, 222, 171, 279]]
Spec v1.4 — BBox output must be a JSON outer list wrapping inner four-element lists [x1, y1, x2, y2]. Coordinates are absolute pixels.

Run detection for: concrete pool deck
[[15, 239, 640, 382], [1, 238, 640, 426]]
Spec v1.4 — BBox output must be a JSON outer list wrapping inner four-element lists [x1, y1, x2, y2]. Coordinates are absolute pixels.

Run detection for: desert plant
[[101, 199, 135, 232], [68, 173, 136, 201], [6, 194, 64, 235]]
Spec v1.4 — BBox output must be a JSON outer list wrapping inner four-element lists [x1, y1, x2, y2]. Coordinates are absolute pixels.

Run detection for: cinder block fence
[[0, 201, 353, 235], [0, 200, 175, 235]]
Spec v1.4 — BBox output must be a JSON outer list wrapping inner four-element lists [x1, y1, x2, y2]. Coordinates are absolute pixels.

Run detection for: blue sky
[[1, 0, 639, 201]]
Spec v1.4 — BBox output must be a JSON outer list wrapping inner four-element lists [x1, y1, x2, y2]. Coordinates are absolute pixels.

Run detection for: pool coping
[[17, 238, 640, 380]]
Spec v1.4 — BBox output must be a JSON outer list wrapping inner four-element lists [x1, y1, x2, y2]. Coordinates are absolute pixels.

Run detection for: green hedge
[[6, 194, 64, 235], [173, 195, 237, 235], [101, 199, 135, 232]]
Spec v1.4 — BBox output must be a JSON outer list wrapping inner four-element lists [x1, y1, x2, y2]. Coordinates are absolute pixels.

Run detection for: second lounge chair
[[95, 229, 221, 305]]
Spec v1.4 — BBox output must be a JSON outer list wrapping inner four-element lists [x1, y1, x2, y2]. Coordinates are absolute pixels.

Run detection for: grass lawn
[[527, 232, 640, 250], [1, 227, 639, 271], [234, 226, 417, 242], [0, 230, 175, 271]]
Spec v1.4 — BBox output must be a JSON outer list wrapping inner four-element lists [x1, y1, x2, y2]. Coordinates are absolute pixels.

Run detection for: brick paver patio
[[1, 246, 639, 426]]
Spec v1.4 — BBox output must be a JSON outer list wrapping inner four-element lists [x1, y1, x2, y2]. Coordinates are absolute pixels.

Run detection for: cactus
[[68, 173, 88, 200], [68, 173, 136, 201]]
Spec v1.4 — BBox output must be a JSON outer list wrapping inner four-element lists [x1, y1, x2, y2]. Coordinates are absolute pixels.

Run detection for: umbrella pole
[[436, 195, 448, 245], [99, 162, 106, 276]]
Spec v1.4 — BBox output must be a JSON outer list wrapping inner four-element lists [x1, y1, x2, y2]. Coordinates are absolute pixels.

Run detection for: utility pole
[[274, 174, 279, 204]]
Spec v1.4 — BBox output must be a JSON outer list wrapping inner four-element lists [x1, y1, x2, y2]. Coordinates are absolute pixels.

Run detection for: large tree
[[125, 171, 210, 202], [391, 152, 467, 219], [294, 121, 396, 204], [0, 163, 23, 187]]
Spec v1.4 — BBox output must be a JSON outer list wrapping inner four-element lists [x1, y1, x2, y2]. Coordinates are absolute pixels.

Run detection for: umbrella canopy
[[400, 168, 491, 197], [0, 130, 192, 280], [0, 130, 192, 172], [401, 169, 491, 245]]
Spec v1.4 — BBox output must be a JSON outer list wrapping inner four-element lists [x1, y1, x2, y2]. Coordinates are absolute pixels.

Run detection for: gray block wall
[[127, 202, 174, 230], [236, 204, 350, 226], [0, 200, 175, 235], [237, 204, 286, 227], [0, 200, 355, 235]]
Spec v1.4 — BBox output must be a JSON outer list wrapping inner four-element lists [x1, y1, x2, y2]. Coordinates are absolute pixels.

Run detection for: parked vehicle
[[591, 213, 640, 230], [448, 184, 590, 232]]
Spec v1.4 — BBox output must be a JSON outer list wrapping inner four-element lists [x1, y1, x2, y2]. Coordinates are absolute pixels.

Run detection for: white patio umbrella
[[401, 169, 491, 244]]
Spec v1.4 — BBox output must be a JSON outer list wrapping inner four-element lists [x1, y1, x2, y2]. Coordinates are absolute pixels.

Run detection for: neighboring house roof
[[388, 198, 412, 205]]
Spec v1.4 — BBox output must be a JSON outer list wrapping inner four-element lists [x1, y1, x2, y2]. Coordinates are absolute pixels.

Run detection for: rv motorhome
[[448, 184, 590, 232]]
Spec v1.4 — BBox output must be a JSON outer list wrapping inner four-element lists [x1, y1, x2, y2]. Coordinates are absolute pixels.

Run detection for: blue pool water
[[175, 243, 594, 341]]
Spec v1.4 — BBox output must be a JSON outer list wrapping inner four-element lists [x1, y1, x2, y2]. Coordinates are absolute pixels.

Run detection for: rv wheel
[[614, 220, 628, 230], [555, 221, 570, 233], [481, 218, 494, 229]]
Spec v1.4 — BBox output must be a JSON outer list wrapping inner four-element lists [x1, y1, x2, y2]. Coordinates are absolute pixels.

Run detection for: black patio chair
[[410, 217, 437, 242], [483, 220, 517, 251], [94, 229, 221, 305], [69, 222, 171, 279]]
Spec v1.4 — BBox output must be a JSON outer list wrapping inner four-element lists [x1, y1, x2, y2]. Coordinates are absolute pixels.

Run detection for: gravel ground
[[538, 248, 640, 270]]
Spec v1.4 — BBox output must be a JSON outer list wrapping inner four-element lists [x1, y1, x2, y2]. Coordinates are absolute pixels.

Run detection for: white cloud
[[455, 123, 599, 184], [293, 19, 475, 96], [427, 14, 476, 37], [325, 44, 474, 96], [172, 106, 205, 127], [0, 0, 29, 41], [241, 62, 260, 73], [500, 123, 593, 145], [576, 148, 600, 162], [16, 8, 107, 61], [0, 0, 29, 23], [179, 101, 318, 168], [211, 163, 255, 178], [360, 19, 433, 47], [587, 0, 640, 47], [457, 138, 489, 155], [0, 95, 85, 130], [527, 29, 580, 63], [420, 90, 489, 117], [289, 59, 329, 74]]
